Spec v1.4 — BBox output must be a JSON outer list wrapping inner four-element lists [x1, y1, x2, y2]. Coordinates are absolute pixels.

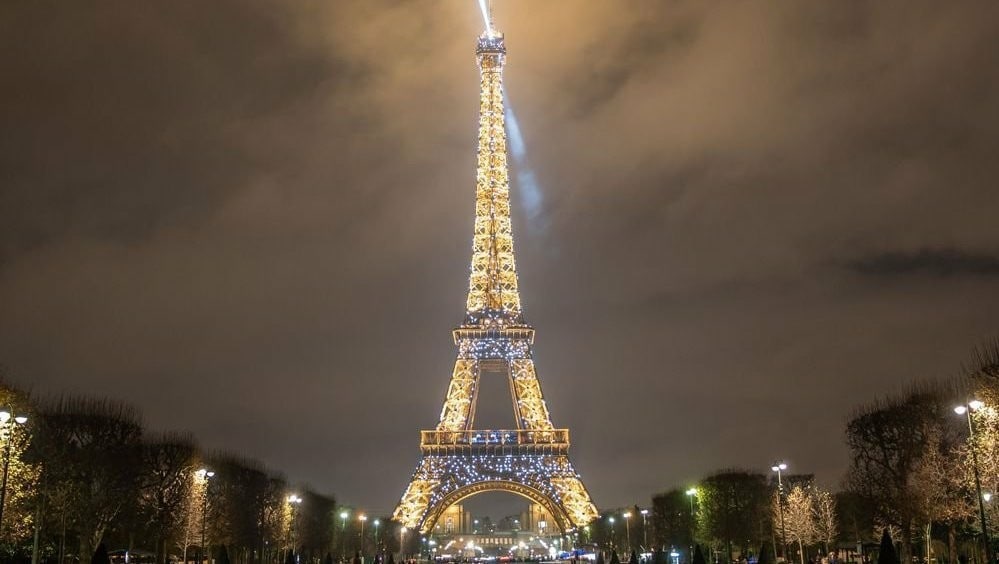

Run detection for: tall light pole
[[623, 512, 632, 552], [608, 516, 616, 550], [359, 514, 368, 557], [374, 519, 381, 555], [0, 410, 28, 535], [196, 468, 215, 564], [288, 494, 303, 560], [771, 462, 788, 562], [640, 509, 649, 550], [686, 489, 697, 564], [340, 511, 350, 559], [956, 401, 992, 564]]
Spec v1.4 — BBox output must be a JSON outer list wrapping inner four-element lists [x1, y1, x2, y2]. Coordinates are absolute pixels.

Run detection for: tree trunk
[[901, 523, 912, 564], [59, 510, 66, 564], [948, 524, 957, 564], [925, 523, 931, 564], [798, 540, 805, 564], [80, 537, 93, 564], [31, 496, 43, 564]]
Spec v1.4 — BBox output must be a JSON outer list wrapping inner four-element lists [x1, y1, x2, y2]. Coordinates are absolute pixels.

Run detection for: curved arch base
[[393, 454, 598, 534]]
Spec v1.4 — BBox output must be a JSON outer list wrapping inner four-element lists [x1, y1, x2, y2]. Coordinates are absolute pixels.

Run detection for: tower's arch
[[422, 480, 571, 535]]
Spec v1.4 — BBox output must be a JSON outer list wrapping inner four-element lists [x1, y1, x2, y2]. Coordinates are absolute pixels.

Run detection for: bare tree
[[845, 389, 939, 561], [138, 433, 198, 564], [32, 396, 143, 559]]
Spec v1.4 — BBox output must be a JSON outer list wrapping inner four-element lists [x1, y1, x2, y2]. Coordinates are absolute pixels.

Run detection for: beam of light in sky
[[505, 102, 543, 220], [478, 0, 492, 35]]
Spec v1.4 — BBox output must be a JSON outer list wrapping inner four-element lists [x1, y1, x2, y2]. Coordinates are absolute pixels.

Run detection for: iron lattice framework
[[393, 19, 598, 534]]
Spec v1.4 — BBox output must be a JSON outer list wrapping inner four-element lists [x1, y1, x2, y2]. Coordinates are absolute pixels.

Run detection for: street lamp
[[608, 516, 616, 549], [288, 494, 303, 559], [195, 468, 215, 564], [340, 511, 350, 559], [359, 514, 368, 556], [623, 512, 632, 552], [640, 509, 649, 550], [686, 489, 698, 564], [0, 410, 28, 535], [956, 401, 992, 564], [771, 462, 789, 562], [374, 519, 381, 554]]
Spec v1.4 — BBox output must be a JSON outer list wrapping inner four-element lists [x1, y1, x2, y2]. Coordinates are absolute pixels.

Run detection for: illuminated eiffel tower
[[392, 9, 598, 534]]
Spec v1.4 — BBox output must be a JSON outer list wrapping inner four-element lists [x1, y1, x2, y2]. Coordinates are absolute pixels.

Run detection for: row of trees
[[0, 380, 337, 564], [635, 337, 999, 564], [645, 470, 837, 564], [842, 339, 999, 564]]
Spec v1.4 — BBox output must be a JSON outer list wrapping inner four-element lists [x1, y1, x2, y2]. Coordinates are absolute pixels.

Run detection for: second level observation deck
[[420, 428, 570, 455]]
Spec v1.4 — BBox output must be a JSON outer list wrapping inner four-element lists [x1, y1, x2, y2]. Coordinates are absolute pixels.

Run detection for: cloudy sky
[[2, 1, 999, 516]]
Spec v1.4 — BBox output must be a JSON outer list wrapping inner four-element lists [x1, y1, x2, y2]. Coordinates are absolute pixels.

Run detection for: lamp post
[[640, 509, 649, 550], [288, 494, 303, 559], [341, 511, 350, 559], [374, 519, 381, 555], [686, 488, 698, 564], [195, 468, 215, 564], [0, 410, 28, 535], [771, 462, 788, 562], [608, 516, 616, 550], [359, 514, 368, 556], [623, 512, 632, 552], [956, 401, 992, 564]]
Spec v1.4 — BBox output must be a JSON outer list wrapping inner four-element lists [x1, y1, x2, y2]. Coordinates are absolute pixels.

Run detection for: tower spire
[[465, 19, 523, 324]]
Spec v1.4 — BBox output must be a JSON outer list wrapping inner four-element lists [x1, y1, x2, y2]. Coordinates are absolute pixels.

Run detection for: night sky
[[3, 2, 999, 516]]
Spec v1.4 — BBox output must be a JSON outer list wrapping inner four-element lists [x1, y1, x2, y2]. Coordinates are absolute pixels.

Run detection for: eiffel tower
[[392, 9, 598, 534]]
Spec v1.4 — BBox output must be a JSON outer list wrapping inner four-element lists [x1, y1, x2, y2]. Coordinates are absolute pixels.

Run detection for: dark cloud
[[2, 0, 999, 516], [848, 248, 999, 277], [0, 0, 359, 259]]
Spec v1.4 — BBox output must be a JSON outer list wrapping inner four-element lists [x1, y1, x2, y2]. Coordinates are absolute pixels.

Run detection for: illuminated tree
[[0, 380, 39, 555], [811, 488, 838, 554], [772, 486, 814, 564], [963, 339, 999, 541], [177, 467, 209, 564], [910, 425, 972, 563]]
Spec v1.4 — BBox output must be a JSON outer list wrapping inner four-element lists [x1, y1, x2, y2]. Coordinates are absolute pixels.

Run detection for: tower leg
[[437, 359, 480, 432]]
